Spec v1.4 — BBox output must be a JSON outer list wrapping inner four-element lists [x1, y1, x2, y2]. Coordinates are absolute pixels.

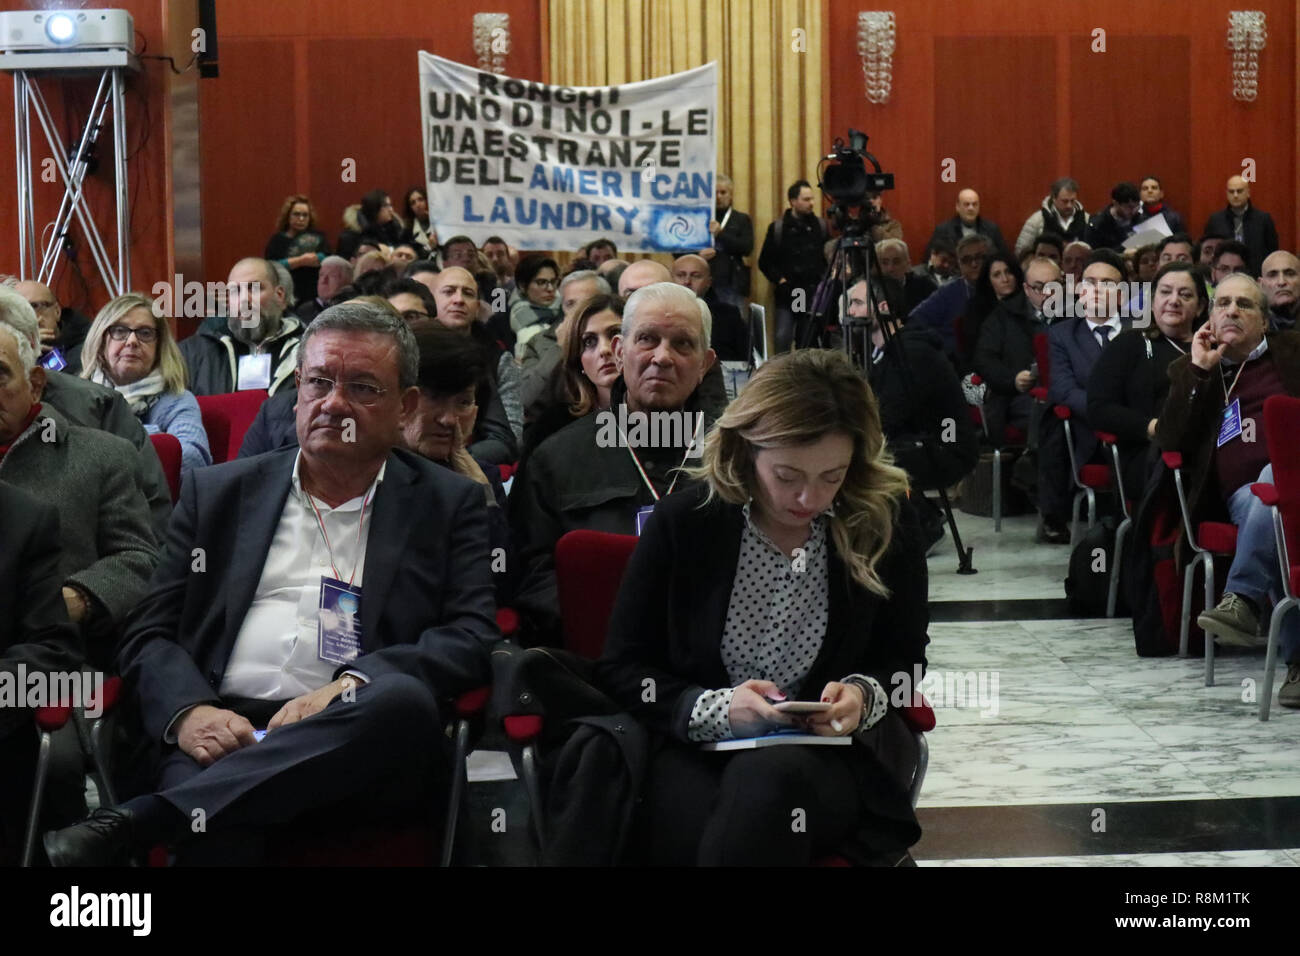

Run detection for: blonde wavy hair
[[688, 348, 911, 597], [80, 292, 187, 393]]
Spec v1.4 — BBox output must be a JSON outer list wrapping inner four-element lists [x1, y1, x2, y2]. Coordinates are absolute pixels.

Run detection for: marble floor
[[909, 505, 1300, 865]]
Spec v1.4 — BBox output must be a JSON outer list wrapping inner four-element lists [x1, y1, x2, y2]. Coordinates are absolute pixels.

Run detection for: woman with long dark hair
[[264, 195, 330, 306]]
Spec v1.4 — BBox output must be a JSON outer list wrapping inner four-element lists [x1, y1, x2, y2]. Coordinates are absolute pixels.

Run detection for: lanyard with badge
[[307, 485, 375, 664], [625, 415, 704, 535], [1217, 360, 1248, 448]]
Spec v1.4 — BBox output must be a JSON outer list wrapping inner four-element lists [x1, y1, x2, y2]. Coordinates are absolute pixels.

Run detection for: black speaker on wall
[[198, 0, 218, 78]]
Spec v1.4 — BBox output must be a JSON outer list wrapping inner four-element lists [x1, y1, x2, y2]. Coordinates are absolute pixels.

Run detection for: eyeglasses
[[530, 278, 558, 289], [107, 325, 157, 343], [298, 375, 389, 406]]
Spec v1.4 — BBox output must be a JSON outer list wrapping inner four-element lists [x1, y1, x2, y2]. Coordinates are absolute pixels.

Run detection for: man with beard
[[758, 179, 827, 353], [179, 258, 303, 397]]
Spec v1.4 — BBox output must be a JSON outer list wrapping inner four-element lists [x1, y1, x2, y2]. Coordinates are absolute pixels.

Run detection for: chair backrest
[[554, 529, 640, 660], [749, 303, 768, 367], [1263, 395, 1300, 580], [196, 390, 268, 463], [148, 433, 183, 503], [1033, 332, 1051, 390]]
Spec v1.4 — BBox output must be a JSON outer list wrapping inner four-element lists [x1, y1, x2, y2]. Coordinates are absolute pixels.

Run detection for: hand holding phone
[[772, 701, 832, 714]]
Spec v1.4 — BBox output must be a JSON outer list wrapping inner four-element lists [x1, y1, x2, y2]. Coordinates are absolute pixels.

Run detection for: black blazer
[[594, 484, 930, 743], [0, 482, 82, 677], [710, 206, 754, 296], [1203, 203, 1279, 275], [116, 447, 497, 742]]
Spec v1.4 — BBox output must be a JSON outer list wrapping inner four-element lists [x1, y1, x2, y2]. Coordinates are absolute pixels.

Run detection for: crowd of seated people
[[8, 163, 1300, 870]]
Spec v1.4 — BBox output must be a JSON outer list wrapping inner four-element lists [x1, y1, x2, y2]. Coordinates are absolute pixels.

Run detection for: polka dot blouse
[[686, 505, 889, 742]]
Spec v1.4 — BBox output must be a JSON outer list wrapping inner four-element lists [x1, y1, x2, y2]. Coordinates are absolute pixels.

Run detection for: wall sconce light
[[473, 13, 510, 75], [857, 12, 895, 104], [1227, 11, 1266, 102]]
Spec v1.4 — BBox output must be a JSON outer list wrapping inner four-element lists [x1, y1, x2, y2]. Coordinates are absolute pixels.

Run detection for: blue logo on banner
[[646, 206, 710, 251]]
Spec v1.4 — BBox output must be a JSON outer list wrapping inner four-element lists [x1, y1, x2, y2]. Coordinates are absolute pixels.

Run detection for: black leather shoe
[[1036, 518, 1070, 545], [43, 808, 137, 867]]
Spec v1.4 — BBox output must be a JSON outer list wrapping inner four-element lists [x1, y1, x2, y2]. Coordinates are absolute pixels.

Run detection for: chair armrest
[[35, 704, 73, 733], [1053, 404, 1071, 420], [495, 607, 519, 638], [969, 374, 983, 386], [1029, 386, 1047, 401], [1161, 451, 1183, 470], [898, 701, 936, 733], [1251, 482, 1280, 507], [88, 675, 122, 717], [1095, 430, 1118, 445], [503, 714, 543, 743], [454, 686, 492, 719]]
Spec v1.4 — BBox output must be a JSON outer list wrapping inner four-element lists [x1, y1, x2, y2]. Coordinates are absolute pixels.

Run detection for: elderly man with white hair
[[0, 285, 172, 539], [1156, 274, 1300, 707], [0, 286, 157, 667], [509, 281, 719, 644]]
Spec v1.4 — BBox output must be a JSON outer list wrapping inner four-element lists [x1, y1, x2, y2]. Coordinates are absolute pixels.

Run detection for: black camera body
[[820, 129, 894, 236]]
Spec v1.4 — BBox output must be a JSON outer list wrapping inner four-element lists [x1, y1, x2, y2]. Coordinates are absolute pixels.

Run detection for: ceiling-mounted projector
[[0, 9, 133, 54]]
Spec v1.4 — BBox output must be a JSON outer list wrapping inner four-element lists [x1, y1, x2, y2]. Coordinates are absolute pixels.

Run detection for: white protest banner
[[418, 54, 717, 252]]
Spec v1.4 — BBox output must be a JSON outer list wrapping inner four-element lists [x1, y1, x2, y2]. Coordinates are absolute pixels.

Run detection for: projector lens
[[46, 14, 76, 45]]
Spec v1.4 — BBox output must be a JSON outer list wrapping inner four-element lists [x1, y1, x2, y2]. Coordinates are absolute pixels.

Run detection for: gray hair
[[623, 281, 710, 352], [717, 173, 732, 187], [320, 255, 352, 279], [0, 286, 38, 375], [271, 260, 296, 307], [558, 269, 611, 300], [299, 300, 419, 389], [875, 237, 909, 259], [1214, 272, 1268, 312], [1051, 177, 1080, 197]]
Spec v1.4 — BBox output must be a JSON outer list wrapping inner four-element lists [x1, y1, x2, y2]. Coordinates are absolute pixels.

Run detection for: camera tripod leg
[[933, 486, 977, 575]]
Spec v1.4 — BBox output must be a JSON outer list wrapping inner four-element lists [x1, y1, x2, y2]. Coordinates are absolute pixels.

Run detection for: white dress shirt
[[219, 452, 385, 700]]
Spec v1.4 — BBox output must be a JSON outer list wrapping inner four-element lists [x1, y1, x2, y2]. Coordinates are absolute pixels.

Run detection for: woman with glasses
[[1087, 261, 1207, 497], [265, 195, 330, 307], [80, 293, 211, 476], [509, 255, 562, 357]]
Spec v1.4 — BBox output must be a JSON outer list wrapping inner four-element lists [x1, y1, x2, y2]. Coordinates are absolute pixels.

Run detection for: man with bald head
[[1260, 250, 1300, 331], [617, 258, 672, 297], [672, 254, 748, 361], [178, 257, 303, 396], [13, 278, 91, 373], [1155, 274, 1300, 705], [1203, 176, 1278, 275], [927, 188, 1009, 260]]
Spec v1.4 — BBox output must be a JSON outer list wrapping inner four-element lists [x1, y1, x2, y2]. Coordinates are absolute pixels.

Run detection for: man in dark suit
[[44, 301, 497, 866], [0, 482, 84, 858], [672, 253, 750, 361], [700, 174, 754, 310], [1202, 176, 1279, 275], [1038, 249, 1128, 541], [927, 188, 1009, 259]]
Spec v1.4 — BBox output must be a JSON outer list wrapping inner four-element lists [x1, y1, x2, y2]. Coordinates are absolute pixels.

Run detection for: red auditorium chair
[[1249, 396, 1300, 721], [196, 390, 268, 463], [1093, 431, 1134, 618], [21, 676, 124, 867], [1164, 450, 1238, 686], [148, 433, 183, 503], [1054, 404, 1114, 549], [504, 529, 934, 860], [964, 373, 1028, 533]]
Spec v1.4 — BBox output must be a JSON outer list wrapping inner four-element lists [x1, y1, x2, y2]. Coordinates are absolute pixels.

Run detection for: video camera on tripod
[[819, 129, 894, 237]]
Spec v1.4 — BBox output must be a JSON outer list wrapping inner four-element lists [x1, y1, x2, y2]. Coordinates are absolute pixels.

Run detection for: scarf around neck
[[93, 367, 167, 416]]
